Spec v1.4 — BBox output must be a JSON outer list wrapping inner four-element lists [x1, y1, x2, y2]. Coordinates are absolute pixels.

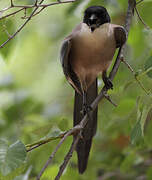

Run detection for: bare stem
[[135, 7, 150, 29], [0, 1, 41, 48], [0, 0, 77, 48], [0, 8, 25, 21], [103, 92, 117, 107], [54, 136, 80, 180], [36, 125, 82, 180], [35, 0, 38, 6], [10, 0, 14, 6], [121, 57, 150, 95], [136, 0, 144, 5]]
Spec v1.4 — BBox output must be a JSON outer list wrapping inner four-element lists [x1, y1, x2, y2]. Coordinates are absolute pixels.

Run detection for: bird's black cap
[[83, 6, 111, 31]]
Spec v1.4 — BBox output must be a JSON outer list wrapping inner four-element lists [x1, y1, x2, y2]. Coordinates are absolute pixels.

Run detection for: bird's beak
[[88, 14, 98, 32]]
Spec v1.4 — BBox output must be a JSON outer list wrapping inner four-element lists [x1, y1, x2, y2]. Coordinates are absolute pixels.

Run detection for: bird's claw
[[81, 104, 92, 116], [104, 78, 113, 90]]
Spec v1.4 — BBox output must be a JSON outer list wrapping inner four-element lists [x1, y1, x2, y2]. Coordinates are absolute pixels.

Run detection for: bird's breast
[[70, 23, 116, 88]]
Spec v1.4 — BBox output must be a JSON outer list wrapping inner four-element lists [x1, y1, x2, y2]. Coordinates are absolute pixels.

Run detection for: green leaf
[[0, 140, 27, 176], [140, 105, 152, 135], [144, 56, 152, 78], [136, 96, 152, 135]]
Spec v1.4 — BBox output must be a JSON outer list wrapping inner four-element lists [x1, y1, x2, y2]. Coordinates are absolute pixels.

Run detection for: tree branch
[[121, 57, 150, 95], [0, 0, 77, 49], [0, 8, 25, 21], [54, 136, 80, 180], [36, 1, 136, 179], [103, 92, 117, 107], [26, 131, 66, 152], [135, 6, 150, 29], [10, 0, 14, 7], [0, 0, 45, 48], [37, 125, 82, 180], [136, 0, 144, 5]]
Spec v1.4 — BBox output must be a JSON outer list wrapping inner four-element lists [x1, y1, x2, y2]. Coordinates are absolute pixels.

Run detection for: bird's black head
[[83, 6, 111, 32]]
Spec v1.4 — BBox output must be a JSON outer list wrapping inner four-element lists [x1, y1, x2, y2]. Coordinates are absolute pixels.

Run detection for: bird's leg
[[82, 91, 87, 115], [102, 71, 113, 90], [82, 91, 92, 116]]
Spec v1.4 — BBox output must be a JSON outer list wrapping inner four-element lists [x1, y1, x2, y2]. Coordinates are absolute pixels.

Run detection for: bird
[[60, 6, 126, 174]]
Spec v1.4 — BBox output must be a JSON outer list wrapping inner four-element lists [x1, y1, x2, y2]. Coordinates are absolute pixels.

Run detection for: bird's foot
[[104, 77, 113, 90], [81, 104, 92, 116]]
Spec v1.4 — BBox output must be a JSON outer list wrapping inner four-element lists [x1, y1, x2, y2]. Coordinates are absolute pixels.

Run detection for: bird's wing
[[114, 26, 127, 48], [60, 24, 82, 94]]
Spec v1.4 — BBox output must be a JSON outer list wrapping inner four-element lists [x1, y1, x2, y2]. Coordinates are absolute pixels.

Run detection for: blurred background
[[0, 0, 152, 179]]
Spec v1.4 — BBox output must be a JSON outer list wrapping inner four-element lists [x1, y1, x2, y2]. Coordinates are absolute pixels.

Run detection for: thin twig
[[121, 57, 150, 95], [26, 132, 67, 152], [55, 136, 80, 180], [0, 0, 77, 48], [2, 0, 76, 9], [136, 0, 144, 5], [10, 0, 14, 6], [2, 24, 12, 38], [0, 0, 45, 49], [137, 67, 152, 78], [17, 0, 76, 8], [0, 6, 12, 13], [135, 76, 150, 95], [135, 7, 150, 29], [35, 0, 38, 6], [22, 7, 46, 19], [27, 144, 43, 152], [0, 8, 25, 21], [121, 57, 134, 73], [37, 125, 82, 180], [103, 92, 117, 107]]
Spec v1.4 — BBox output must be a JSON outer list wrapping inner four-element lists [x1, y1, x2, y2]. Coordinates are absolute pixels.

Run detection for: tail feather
[[74, 79, 98, 174]]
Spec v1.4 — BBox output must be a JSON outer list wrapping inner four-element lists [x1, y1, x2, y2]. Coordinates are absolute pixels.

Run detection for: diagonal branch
[[54, 136, 80, 180], [0, 0, 76, 20], [136, 0, 144, 5], [121, 57, 150, 95], [36, 125, 82, 180], [36, 1, 136, 180], [135, 6, 150, 29], [0, 0, 77, 48], [0, 8, 25, 21], [0, 0, 45, 49]]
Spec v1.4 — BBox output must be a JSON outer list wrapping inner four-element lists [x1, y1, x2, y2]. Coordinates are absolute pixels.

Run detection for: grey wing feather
[[60, 38, 82, 94], [60, 39, 72, 77], [114, 26, 127, 48]]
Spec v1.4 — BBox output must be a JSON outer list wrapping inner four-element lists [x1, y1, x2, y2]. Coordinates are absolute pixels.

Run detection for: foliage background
[[0, 0, 152, 179]]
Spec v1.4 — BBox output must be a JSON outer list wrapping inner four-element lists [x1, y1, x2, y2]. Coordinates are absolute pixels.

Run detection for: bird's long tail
[[73, 79, 98, 174]]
